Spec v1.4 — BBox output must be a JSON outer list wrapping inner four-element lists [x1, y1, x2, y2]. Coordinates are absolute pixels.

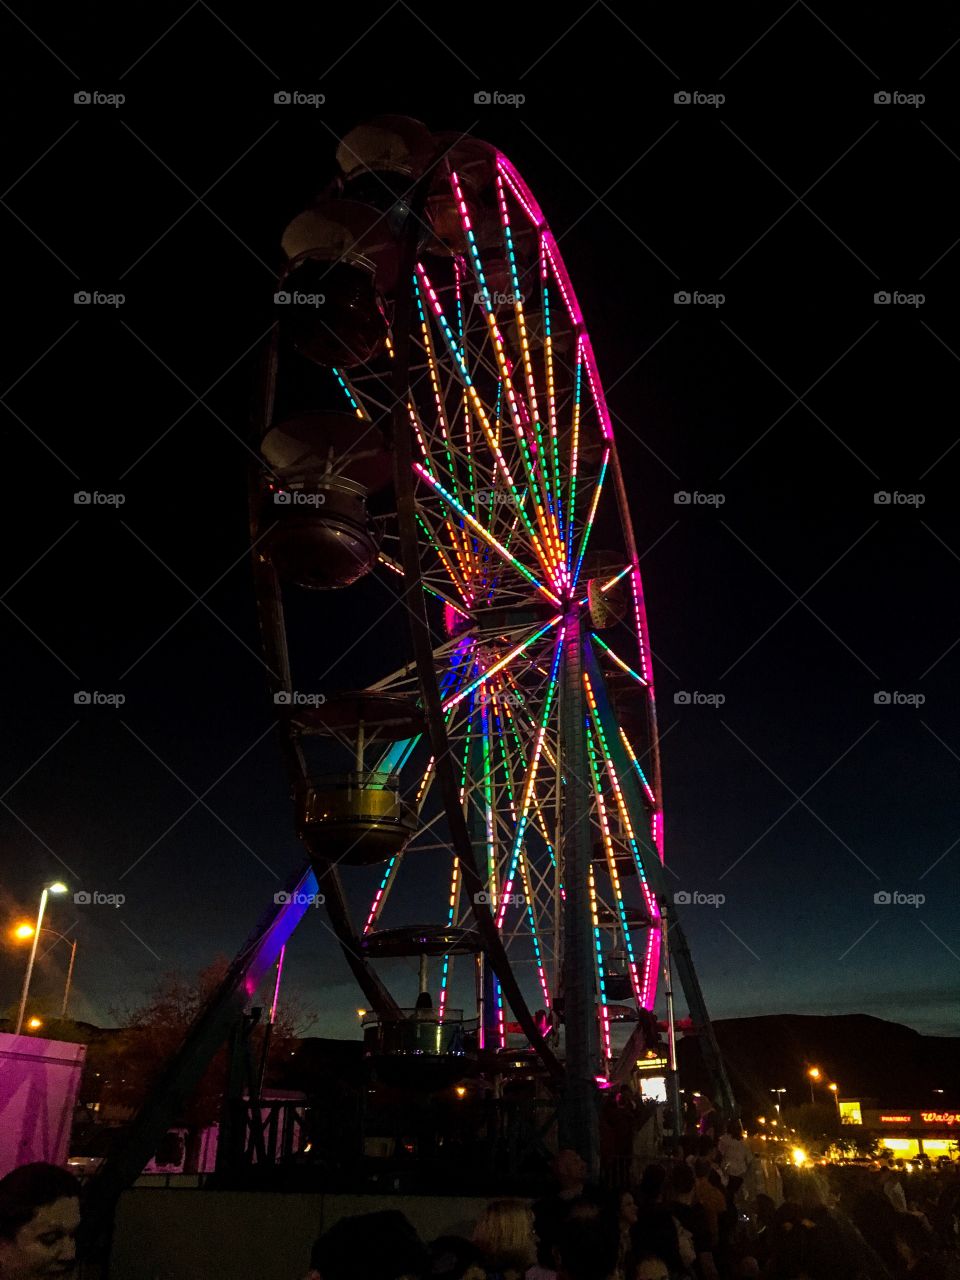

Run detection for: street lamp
[[770, 1087, 786, 1113], [807, 1066, 821, 1104], [26, 1017, 43, 1031], [14, 882, 68, 1035], [828, 1082, 840, 1117], [12, 922, 78, 1018]]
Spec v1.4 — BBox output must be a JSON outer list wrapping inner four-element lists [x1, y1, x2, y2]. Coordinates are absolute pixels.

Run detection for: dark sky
[[1, 2, 959, 1044]]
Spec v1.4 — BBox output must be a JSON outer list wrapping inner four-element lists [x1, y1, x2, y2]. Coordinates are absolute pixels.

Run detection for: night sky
[[2, 2, 959, 1043]]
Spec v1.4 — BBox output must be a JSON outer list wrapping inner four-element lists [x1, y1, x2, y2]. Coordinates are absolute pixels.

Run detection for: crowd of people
[[2, 1140, 960, 1278], [302, 1135, 960, 1280]]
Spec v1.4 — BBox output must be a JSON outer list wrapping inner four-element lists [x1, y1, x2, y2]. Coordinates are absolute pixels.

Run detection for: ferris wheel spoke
[[494, 625, 566, 927], [571, 445, 611, 591], [453, 172, 566, 589], [416, 464, 561, 608], [590, 633, 649, 688], [583, 669, 663, 1005], [330, 366, 370, 420], [413, 504, 474, 603], [417, 261, 560, 584], [617, 724, 657, 809], [445, 616, 562, 714], [585, 720, 646, 1007]]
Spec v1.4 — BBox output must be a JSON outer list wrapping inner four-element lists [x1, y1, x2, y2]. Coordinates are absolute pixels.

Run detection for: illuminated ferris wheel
[[251, 117, 686, 1114]]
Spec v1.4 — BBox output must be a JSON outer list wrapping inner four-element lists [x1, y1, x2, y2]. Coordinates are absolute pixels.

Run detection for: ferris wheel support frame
[[559, 609, 601, 1169]]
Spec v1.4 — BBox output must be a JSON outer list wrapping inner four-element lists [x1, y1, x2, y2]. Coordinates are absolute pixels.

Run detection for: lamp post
[[14, 883, 68, 1035], [807, 1066, 821, 1105], [770, 1087, 786, 1114], [13, 924, 78, 1018], [828, 1082, 840, 1118]]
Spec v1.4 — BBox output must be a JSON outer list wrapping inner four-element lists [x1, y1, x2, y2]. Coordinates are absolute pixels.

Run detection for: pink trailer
[[0, 1033, 86, 1173]]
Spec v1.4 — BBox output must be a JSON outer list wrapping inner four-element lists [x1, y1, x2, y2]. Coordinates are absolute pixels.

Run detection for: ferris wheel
[[77, 119, 736, 1231], [249, 117, 729, 1142]]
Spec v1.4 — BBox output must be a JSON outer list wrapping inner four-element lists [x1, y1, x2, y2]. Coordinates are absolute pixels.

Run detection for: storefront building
[[839, 1102, 960, 1159]]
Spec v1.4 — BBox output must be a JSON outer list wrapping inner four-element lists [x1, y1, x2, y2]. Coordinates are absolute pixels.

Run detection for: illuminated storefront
[[840, 1105, 960, 1159]]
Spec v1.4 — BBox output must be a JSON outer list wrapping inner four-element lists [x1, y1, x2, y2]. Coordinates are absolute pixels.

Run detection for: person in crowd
[[428, 1236, 487, 1280], [554, 1214, 618, 1280], [717, 1121, 752, 1208], [414, 990, 439, 1021], [731, 1256, 760, 1278], [613, 1191, 637, 1280], [697, 1099, 720, 1142], [600, 1090, 636, 1192], [880, 1165, 909, 1215], [0, 1163, 81, 1279], [632, 1162, 680, 1269], [693, 1159, 726, 1249], [304, 1210, 428, 1280], [472, 1199, 537, 1280], [665, 1162, 719, 1279], [634, 1256, 669, 1280], [893, 1213, 945, 1279], [533, 1150, 600, 1272]]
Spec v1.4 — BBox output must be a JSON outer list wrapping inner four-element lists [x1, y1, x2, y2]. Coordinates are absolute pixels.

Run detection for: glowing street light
[[15, 882, 69, 1035], [26, 1017, 43, 1031], [807, 1066, 822, 1104], [11, 921, 78, 1018]]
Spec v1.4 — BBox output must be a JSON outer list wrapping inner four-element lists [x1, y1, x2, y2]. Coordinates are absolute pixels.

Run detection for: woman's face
[[620, 1193, 638, 1226]]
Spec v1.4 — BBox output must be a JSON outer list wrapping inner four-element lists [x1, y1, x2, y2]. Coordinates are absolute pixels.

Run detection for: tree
[[782, 1101, 840, 1148], [102, 957, 314, 1171]]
